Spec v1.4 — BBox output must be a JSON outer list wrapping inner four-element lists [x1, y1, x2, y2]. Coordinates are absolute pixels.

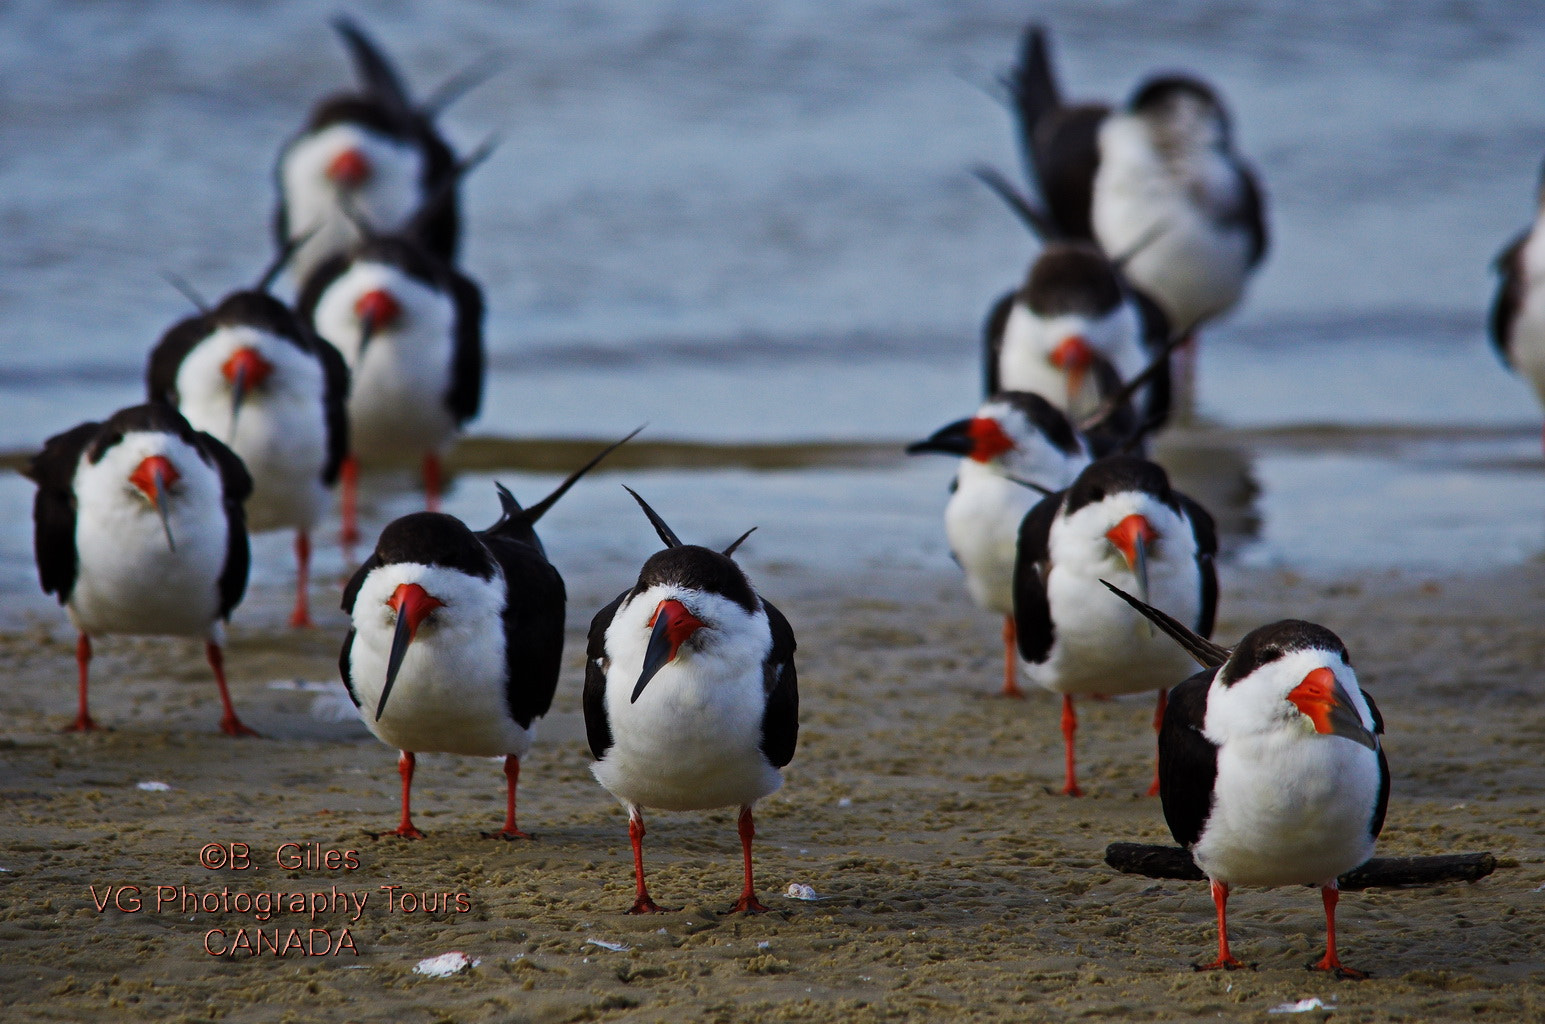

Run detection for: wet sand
[[0, 557, 1540, 1023]]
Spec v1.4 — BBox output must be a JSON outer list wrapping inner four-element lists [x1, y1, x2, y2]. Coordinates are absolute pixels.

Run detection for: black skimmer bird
[[906, 391, 1091, 698], [1489, 169, 1545, 453], [584, 488, 798, 914], [24, 403, 256, 735], [1103, 583, 1389, 977], [146, 255, 349, 628], [275, 16, 483, 284], [997, 24, 1266, 403], [981, 241, 1172, 432], [1013, 455, 1217, 796], [297, 222, 484, 543], [339, 430, 637, 839], [1090, 74, 1268, 341]]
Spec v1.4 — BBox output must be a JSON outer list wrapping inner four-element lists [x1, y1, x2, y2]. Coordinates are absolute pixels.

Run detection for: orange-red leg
[[1001, 616, 1024, 698], [730, 805, 769, 914], [386, 751, 424, 839], [486, 755, 530, 839], [1308, 884, 1369, 978], [339, 455, 360, 548], [1147, 687, 1168, 796], [65, 633, 99, 732], [207, 642, 258, 737], [289, 530, 313, 628], [1060, 694, 1082, 797], [423, 452, 443, 513], [625, 807, 667, 914], [1195, 879, 1248, 971]]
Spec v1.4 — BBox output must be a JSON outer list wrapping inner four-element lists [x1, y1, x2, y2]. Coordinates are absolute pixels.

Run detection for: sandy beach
[[1, 550, 1539, 1023]]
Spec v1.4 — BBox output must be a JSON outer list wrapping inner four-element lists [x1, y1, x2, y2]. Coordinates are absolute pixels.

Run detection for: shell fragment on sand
[[413, 952, 479, 977], [784, 883, 823, 901], [584, 938, 631, 953]]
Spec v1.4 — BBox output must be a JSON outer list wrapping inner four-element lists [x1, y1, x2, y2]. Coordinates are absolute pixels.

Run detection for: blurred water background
[[3, 0, 1545, 625]]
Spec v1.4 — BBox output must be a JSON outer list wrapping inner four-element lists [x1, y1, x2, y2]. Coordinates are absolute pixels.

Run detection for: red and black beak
[[354, 288, 401, 357], [129, 455, 181, 552], [221, 347, 274, 438], [1106, 513, 1156, 600], [378, 583, 445, 721], [326, 147, 371, 189], [1050, 335, 1094, 408], [1287, 667, 1378, 750], [906, 418, 975, 458], [905, 417, 1014, 463], [632, 599, 706, 703]]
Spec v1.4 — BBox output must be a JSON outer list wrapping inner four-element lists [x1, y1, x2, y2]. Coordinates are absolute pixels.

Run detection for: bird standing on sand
[[1013, 455, 1217, 796], [147, 259, 348, 628], [340, 431, 636, 839], [275, 16, 476, 283], [25, 403, 256, 735], [907, 391, 1091, 698], [585, 489, 798, 914], [1104, 583, 1389, 977], [1489, 160, 1545, 454], [298, 226, 483, 542]]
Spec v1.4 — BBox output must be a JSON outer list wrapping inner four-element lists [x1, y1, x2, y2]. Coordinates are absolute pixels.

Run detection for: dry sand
[[0, 558, 1541, 1023]]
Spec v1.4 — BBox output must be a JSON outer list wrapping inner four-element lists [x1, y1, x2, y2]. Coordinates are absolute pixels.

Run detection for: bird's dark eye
[[1088, 488, 1104, 502]]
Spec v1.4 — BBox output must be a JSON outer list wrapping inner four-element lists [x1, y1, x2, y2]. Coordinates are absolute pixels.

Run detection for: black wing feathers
[[340, 552, 384, 615], [1006, 24, 1106, 241], [1012, 492, 1062, 664], [25, 421, 101, 604], [145, 320, 208, 406], [1177, 493, 1220, 639], [982, 289, 1015, 397], [333, 16, 415, 116], [315, 335, 352, 484], [759, 597, 799, 769], [1490, 230, 1529, 367], [583, 591, 628, 760], [1362, 688, 1391, 841], [1158, 668, 1220, 849], [1235, 164, 1270, 269], [339, 629, 361, 708], [192, 431, 253, 620], [444, 265, 485, 425], [481, 536, 566, 729]]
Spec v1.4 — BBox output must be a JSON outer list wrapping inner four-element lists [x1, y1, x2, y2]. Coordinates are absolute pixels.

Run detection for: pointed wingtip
[[722, 527, 757, 558], [493, 480, 521, 516], [513, 426, 643, 528], [1004, 474, 1056, 498], [422, 53, 505, 118], [623, 485, 682, 549], [161, 271, 210, 314], [331, 14, 414, 113], [1099, 580, 1230, 668], [971, 164, 1055, 240]]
